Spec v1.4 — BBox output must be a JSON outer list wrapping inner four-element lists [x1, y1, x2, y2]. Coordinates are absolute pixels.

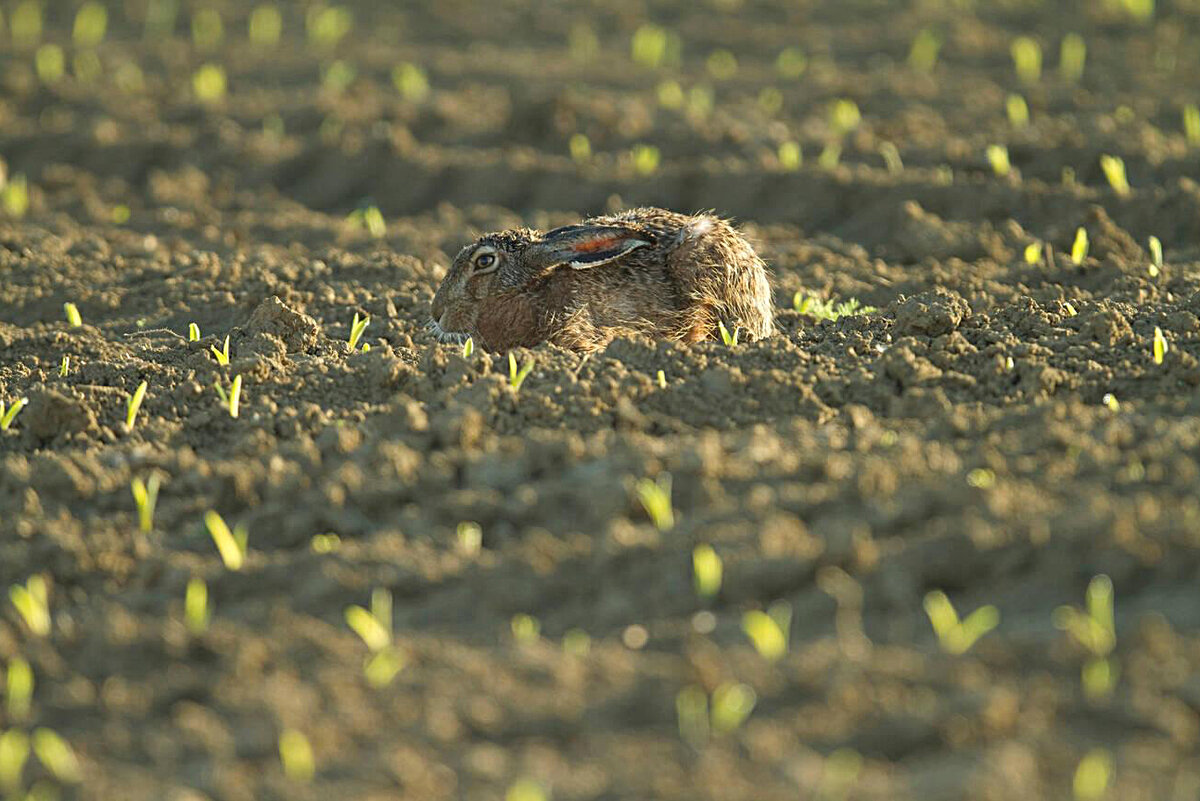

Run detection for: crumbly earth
[[3, 2, 1200, 800]]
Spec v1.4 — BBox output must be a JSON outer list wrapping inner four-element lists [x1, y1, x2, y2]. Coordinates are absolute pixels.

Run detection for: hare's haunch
[[429, 207, 774, 352]]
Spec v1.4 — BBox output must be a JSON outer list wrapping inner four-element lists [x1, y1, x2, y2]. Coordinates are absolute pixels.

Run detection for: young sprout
[[819, 749, 864, 799], [1006, 94, 1029, 129], [879, 141, 903, 173], [1060, 33, 1086, 83], [191, 8, 223, 50], [631, 144, 660, 176], [778, 141, 802, 171], [31, 729, 79, 784], [0, 728, 30, 795], [1, 173, 29, 218], [568, 22, 600, 63], [830, 99, 861, 136], [306, 5, 353, 49], [34, 44, 64, 83], [204, 510, 248, 571], [348, 313, 370, 351], [1011, 36, 1042, 85], [656, 79, 685, 109], [213, 375, 242, 418], [188, 322, 201, 341], [630, 23, 668, 69], [636, 473, 674, 531], [1152, 326, 1168, 365], [72, 1, 107, 47], [345, 589, 404, 687], [675, 685, 710, 748], [9, 575, 50, 636], [656, 369, 667, 389], [507, 352, 535, 391], [1073, 749, 1112, 801], [1102, 393, 1120, 412], [706, 49, 738, 80], [692, 544, 722, 598], [1053, 575, 1117, 700], [279, 729, 315, 783], [6, 656, 33, 722], [456, 521, 482, 555], [185, 577, 210, 635], [143, 0, 178, 40], [1148, 235, 1163, 276], [321, 60, 356, 94], [310, 533, 341, 553], [1185, 104, 1200, 148], [193, 63, 227, 103], [758, 87, 783, 115], [986, 144, 1011, 177], [130, 474, 161, 533], [907, 28, 941, 73], [1100, 155, 1130, 196], [923, 590, 1000, 654], [818, 142, 842, 169], [248, 5, 282, 47], [687, 84, 714, 119], [10, 1, 41, 49], [562, 628, 591, 656], [125, 380, 148, 430], [511, 614, 541, 643], [710, 682, 756, 735], [0, 398, 28, 431], [718, 321, 740, 346], [569, 133, 591, 164], [506, 779, 548, 801], [63, 302, 82, 328], [1071, 227, 1089, 265], [1024, 242, 1042, 265], [792, 294, 877, 321], [776, 46, 807, 78], [59, 355, 70, 377], [742, 601, 792, 662], [210, 335, 231, 365]]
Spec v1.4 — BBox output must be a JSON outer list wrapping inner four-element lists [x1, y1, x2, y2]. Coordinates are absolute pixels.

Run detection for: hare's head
[[429, 224, 652, 345]]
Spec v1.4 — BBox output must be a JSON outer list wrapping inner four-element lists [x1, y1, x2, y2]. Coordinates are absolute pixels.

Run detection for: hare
[[428, 207, 774, 352]]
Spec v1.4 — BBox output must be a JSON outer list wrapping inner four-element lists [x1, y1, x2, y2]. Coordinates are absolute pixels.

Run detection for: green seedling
[[63, 302, 82, 328], [778, 141, 802, 171], [1007, 94, 1029, 129], [73, 1, 107, 46], [562, 628, 591, 656], [636, 473, 674, 531], [115, 61, 146, 94], [1100, 155, 1130, 196], [1053, 574, 1117, 700], [279, 729, 315, 783], [191, 8, 223, 50], [830, 99, 861, 136], [1024, 242, 1042, 265], [10, 1, 41, 48], [456, 521, 482, 555], [461, 336, 474, 358], [348, 313, 370, 351], [792, 293, 876, 321], [130, 474, 161, 533], [908, 28, 941, 73], [692, 543, 722, 598], [1152, 326, 1168, 365], [307, 5, 353, 49], [392, 63, 429, 102], [34, 43, 63, 83], [1122, 0, 1154, 22], [213, 374, 242, 418], [345, 588, 403, 687], [1011, 36, 1042, 85], [210, 335, 231, 365], [569, 133, 591, 163], [32, 729, 79, 784], [6, 657, 33, 722], [1185, 104, 1200, 148], [193, 63, 227, 103], [1073, 748, 1112, 800], [631, 23, 667, 68], [185, 577, 209, 635], [986, 144, 1011, 177], [506, 779, 548, 801], [675, 685, 709, 748], [188, 322, 201, 341], [718, 321, 740, 346], [568, 22, 599, 63], [507, 352, 535, 391], [631, 144, 660, 176], [758, 87, 783, 115], [923, 590, 1000, 654], [657, 79, 685, 109], [879, 141, 903, 173], [687, 84, 714, 119], [1071, 227, 1089, 265], [711, 682, 756, 735], [205, 510, 248, 571], [706, 49, 738, 80], [511, 614, 540, 643], [248, 5, 282, 47], [1102, 393, 1120, 412], [1148, 236, 1163, 276], [1, 173, 29, 218], [776, 46, 807, 78], [310, 533, 341, 553], [818, 748, 864, 800], [656, 369, 667, 389], [321, 60, 356, 94], [678, 682, 757, 743], [0, 729, 30, 795], [818, 143, 842, 169], [742, 601, 792, 662], [1, 397, 28, 431], [143, 0, 179, 39], [344, 205, 385, 238], [1060, 33, 1086, 83], [73, 50, 102, 84], [10, 575, 50, 636], [125, 380, 148, 430]]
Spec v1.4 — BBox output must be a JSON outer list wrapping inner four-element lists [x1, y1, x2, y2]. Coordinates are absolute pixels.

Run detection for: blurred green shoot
[[1071, 227, 1089, 265], [569, 133, 591, 164], [1122, 0, 1154, 23], [507, 352, 534, 391], [675, 685, 709, 747], [692, 543, 722, 598], [2, 173, 29, 218], [193, 64, 227, 103], [879, 141, 903, 174], [185, 576, 209, 635], [1152, 326, 1168, 365], [511, 613, 540, 643], [347, 313, 370, 352], [506, 779, 548, 801], [631, 144, 660, 175], [191, 8, 223, 51], [310, 533, 341, 553], [392, 62, 430, 102], [706, 49, 738, 80], [32, 729, 80, 784], [830, 99, 861, 136], [188, 323, 201, 341], [677, 681, 756, 746], [73, 2, 107, 47], [1102, 393, 1120, 412], [346, 205, 385, 238], [6, 657, 33, 722], [131, 474, 161, 533], [125, 380, 148, 430], [461, 336, 474, 358], [1024, 242, 1042, 265], [9, 575, 49, 636], [1100, 155, 1130, 196], [11, 1, 41, 49], [818, 142, 842, 170], [562, 628, 591, 656], [1053, 575, 1117, 700], [711, 682, 756, 735], [718, 320, 740, 346], [456, 521, 482, 555], [758, 87, 782, 115], [986, 144, 1011, 177], [636, 474, 674, 531], [568, 23, 599, 63], [115, 61, 146, 94], [658, 79, 685, 110], [205, 510, 248, 571], [656, 369, 667, 389], [792, 293, 876, 321], [211, 335, 231, 365], [307, 5, 353, 49], [1148, 236, 1162, 276], [213, 374, 242, 418], [0, 398, 28, 431], [0, 729, 30, 795], [818, 748, 864, 800], [64, 302, 82, 327], [248, 5, 282, 47], [1006, 94, 1029, 129], [1184, 104, 1200, 148], [631, 23, 667, 68], [59, 355, 69, 377], [1073, 749, 1112, 800], [1060, 33, 1086, 83], [908, 28, 941, 73], [279, 729, 315, 783], [144, 0, 179, 39], [1011, 36, 1042, 85], [776, 46, 807, 79], [687, 84, 714, 118], [778, 141, 802, 171], [35, 44, 64, 83], [345, 589, 403, 686], [923, 590, 1000, 654], [321, 60, 356, 94], [742, 601, 792, 662]]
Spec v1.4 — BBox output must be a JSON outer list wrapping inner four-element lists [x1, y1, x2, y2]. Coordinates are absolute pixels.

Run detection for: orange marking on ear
[[573, 236, 623, 253]]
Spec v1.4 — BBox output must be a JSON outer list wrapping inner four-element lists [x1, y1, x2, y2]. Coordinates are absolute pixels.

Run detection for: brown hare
[[428, 207, 774, 352]]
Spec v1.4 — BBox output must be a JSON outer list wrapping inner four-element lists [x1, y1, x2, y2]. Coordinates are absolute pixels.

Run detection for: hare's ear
[[530, 225, 651, 270]]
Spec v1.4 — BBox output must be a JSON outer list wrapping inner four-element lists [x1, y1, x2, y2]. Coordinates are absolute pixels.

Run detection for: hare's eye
[[474, 253, 497, 270]]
